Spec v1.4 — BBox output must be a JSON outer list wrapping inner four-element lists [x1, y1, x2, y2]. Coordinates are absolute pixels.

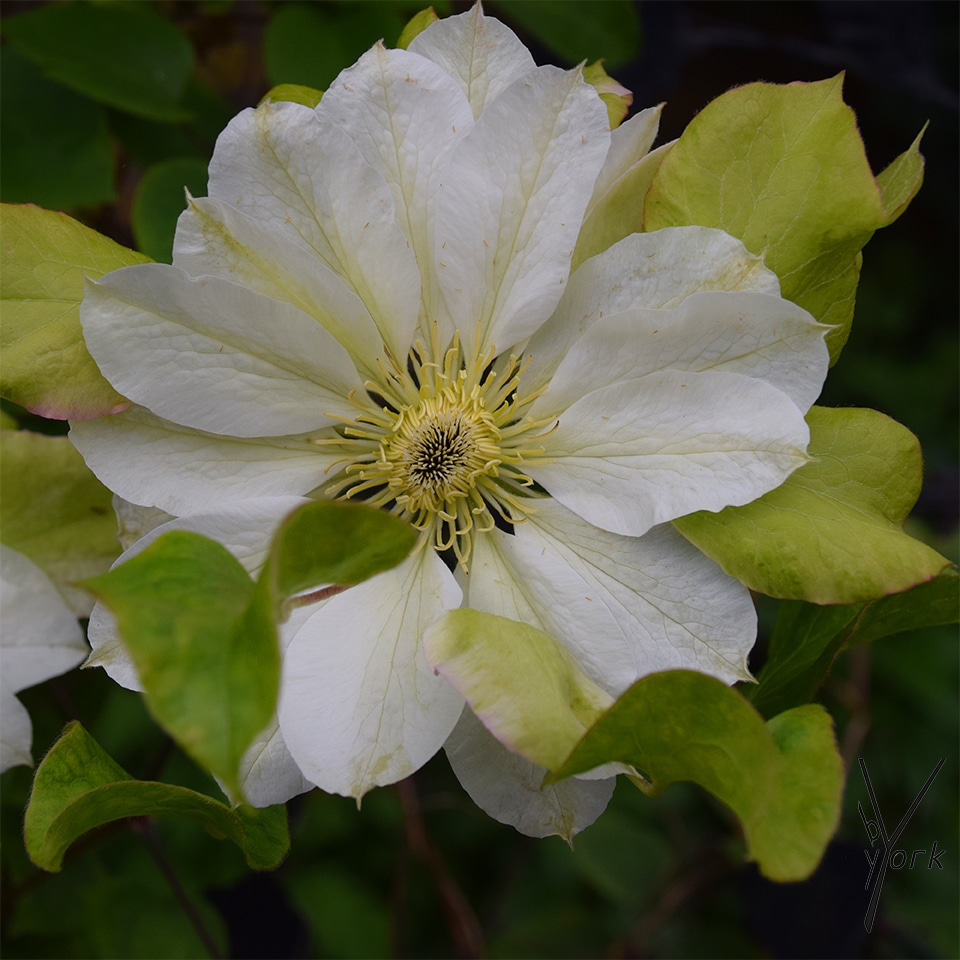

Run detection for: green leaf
[[262, 500, 419, 621], [845, 565, 959, 645], [82, 502, 417, 797], [0, 203, 150, 419], [0, 430, 119, 615], [0, 48, 114, 210], [497, 0, 641, 68], [259, 83, 324, 109], [24, 722, 289, 873], [673, 407, 950, 603], [82, 532, 273, 801], [582, 61, 632, 129], [1, 3, 194, 122], [644, 75, 924, 362], [132, 158, 210, 263], [397, 7, 439, 49], [748, 603, 858, 721], [551, 674, 843, 882], [749, 567, 960, 719], [425, 609, 842, 880]]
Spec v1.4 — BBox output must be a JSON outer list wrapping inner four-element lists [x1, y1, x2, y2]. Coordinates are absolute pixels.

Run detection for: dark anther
[[366, 389, 397, 413], [486, 497, 515, 536], [407, 350, 420, 387]]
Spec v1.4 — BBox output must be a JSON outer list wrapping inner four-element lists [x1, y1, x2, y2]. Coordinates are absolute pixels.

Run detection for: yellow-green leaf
[[674, 407, 950, 603], [1, 204, 150, 418], [876, 123, 927, 226], [259, 83, 323, 109], [397, 7, 439, 49], [0, 429, 118, 614], [582, 60, 632, 129], [424, 609, 612, 771], [644, 76, 925, 362]]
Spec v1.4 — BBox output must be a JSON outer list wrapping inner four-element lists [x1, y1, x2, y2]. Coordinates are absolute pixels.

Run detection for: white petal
[[1, 545, 86, 695], [533, 290, 830, 418], [524, 226, 781, 392], [0, 546, 86, 772], [469, 501, 755, 691], [82, 264, 363, 438], [112, 496, 173, 551], [205, 101, 421, 358], [84, 603, 142, 692], [1, 680, 33, 772], [70, 407, 336, 516], [583, 105, 662, 219], [573, 139, 675, 272], [85, 498, 311, 692], [111, 496, 310, 575], [465, 525, 623, 686], [535, 370, 810, 537], [444, 708, 614, 840], [278, 549, 464, 800], [436, 65, 611, 357], [174, 198, 392, 376], [319, 45, 474, 325], [409, 5, 536, 118], [235, 715, 314, 808]]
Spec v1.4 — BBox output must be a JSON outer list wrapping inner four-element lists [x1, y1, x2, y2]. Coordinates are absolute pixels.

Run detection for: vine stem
[[132, 818, 224, 959], [625, 846, 730, 954], [396, 776, 487, 959], [833, 643, 872, 773]]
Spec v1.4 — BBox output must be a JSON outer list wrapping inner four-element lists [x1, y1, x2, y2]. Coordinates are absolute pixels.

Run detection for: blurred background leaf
[[494, 0, 641, 68], [0, 49, 114, 209], [264, 2, 418, 92], [132, 157, 209, 262], [1, 2, 195, 121]]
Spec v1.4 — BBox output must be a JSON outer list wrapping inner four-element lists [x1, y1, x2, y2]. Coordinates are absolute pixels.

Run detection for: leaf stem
[[284, 583, 351, 613]]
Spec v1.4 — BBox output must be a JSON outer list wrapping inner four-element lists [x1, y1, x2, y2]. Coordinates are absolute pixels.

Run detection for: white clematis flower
[[71, 6, 829, 837], [1, 545, 88, 772]]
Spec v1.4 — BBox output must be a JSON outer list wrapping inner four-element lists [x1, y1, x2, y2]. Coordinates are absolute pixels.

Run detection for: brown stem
[[395, 776, 487, 959], [834, 643, 873, 774]]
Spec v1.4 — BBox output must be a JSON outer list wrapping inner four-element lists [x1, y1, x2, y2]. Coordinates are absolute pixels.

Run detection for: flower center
[[386, 391, 500, 515], [318, 334, 555, 569]]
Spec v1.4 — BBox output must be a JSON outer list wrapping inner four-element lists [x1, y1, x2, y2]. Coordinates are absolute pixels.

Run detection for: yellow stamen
[[319, 336, 554, 568]]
